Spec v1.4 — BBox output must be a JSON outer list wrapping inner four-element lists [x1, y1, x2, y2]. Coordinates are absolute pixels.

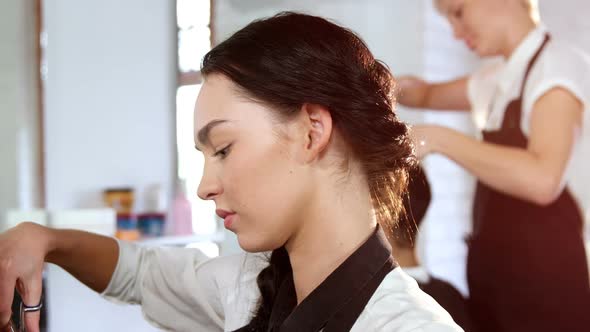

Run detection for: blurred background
[[1, 0, 589, 331]]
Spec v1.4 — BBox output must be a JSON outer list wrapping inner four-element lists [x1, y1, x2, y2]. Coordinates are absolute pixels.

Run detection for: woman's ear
[[300, 103, 333, 163]]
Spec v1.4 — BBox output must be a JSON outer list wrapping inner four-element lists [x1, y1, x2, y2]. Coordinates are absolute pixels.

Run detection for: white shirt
[[467, 24, 590, 212], [101, 241, 463, 332], [402, 266, 431, 284]]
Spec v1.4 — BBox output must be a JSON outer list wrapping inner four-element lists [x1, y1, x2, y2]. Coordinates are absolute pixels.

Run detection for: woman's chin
[[237, 234, 282, 253], [473, 44, 497, 58]]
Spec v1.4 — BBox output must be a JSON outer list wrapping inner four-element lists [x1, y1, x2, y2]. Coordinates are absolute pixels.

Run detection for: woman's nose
[[197, 170, 223, 201]]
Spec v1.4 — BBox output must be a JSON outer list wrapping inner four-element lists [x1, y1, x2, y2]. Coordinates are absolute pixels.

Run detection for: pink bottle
[[170, 179, 194, 236]]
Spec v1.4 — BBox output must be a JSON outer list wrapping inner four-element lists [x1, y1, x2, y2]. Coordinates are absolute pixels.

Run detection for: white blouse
[[467, 24, 590, 210], [101, 240, 463, 332]]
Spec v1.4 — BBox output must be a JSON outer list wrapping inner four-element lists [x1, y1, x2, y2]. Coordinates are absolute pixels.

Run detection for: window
[[175, 0, 216, 237]]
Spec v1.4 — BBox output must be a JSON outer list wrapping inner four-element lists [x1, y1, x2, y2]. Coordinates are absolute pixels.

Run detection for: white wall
[[540, 0, 590, 53], [43, 0, 176, 212], [0, 0, 42, 225], [42, 0, 176, 331]]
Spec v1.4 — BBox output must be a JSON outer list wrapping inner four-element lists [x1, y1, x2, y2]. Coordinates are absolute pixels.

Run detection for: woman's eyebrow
[[195, 119, 229, 151]]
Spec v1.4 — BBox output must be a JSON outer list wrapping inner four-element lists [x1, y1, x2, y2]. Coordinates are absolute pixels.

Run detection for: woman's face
[[436, 0, 511, 56], [193, 74, 314, 252]]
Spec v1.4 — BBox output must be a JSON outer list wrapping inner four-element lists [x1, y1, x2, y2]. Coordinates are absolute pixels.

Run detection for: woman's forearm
[[397, 76, 471, 111], [45, 228, 119, 293], [434, 127, 565, 205], [419, 87, 583, 206]]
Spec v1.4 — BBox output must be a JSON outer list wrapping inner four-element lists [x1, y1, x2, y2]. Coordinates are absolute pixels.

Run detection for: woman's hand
[[410, 125, 446, 159], [396, 76, 429, 108], [0, 223, 53, 332]]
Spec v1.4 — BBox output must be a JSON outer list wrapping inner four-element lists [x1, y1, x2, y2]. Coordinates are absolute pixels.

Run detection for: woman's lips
[[216, 209, 237, 230], [223, 213, 236, 229]]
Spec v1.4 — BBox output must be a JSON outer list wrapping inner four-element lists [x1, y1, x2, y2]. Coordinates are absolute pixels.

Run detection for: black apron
[[467, 35, 590, 332]]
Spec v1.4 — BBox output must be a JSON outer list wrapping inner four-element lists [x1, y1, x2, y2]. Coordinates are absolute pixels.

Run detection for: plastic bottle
[[170, 179, 193, 236]]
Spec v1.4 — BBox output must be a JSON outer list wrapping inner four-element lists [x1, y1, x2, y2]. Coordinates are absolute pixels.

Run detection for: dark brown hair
[[201, 12, 414, 330], [394, 166, 432, 248]]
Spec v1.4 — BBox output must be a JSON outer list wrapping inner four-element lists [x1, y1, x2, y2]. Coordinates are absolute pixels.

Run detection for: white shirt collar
[[401, 265, 431, 284], [497, 24, 548, 94]]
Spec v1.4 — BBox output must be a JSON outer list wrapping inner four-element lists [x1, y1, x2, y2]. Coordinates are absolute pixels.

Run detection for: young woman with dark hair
[[0, 12, 462, 332]]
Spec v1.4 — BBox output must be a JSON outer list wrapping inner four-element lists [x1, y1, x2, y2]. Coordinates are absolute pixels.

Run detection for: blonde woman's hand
[[410, 125, 447, 159], [396, 76, 429, 108], [0, 223, 52, 332]]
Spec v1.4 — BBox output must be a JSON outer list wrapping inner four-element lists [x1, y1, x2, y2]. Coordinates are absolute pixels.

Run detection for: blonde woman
[[398, 1, 590, 331]]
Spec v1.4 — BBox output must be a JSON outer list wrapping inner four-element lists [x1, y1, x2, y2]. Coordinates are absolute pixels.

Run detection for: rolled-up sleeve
[[101, 240, 225, 331]]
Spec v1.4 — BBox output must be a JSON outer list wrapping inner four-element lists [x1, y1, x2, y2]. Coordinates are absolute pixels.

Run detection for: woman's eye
[[453, 7, 463, 18], [213, 144, 232, 159]]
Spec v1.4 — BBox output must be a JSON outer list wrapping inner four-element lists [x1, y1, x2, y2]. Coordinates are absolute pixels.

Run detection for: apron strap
[[508, 33, 551, 131], [518, 34, 551, 98]]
